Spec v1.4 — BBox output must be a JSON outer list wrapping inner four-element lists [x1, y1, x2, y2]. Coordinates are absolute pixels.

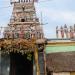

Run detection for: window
[[21, 19, 25, 22]]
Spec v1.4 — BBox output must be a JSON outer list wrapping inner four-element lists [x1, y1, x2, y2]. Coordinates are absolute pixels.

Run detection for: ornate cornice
[[47, 41, 75, 46]]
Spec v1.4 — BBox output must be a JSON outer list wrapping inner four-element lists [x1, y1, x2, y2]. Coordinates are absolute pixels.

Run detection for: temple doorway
[[10, 52, 33, 75]]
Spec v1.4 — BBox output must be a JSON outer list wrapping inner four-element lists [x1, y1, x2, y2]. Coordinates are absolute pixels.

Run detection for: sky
[[0, 0, 75, 38]]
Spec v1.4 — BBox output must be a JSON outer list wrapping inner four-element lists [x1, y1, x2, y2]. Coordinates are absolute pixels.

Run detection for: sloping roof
[[46, 52, 75, 72]]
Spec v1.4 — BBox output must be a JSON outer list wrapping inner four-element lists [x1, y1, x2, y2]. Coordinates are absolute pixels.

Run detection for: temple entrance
[[10, 52, 33, 75]]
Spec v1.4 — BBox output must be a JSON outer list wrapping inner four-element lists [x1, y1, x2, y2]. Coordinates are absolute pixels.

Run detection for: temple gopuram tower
[[4, 0, 43, 39], [1, 0, 46, 75]]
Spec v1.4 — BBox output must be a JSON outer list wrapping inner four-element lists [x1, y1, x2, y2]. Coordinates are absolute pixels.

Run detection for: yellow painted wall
[[70, 72, 75, 75], [53, 72, 75, 75], [53, 72, 70, 75]]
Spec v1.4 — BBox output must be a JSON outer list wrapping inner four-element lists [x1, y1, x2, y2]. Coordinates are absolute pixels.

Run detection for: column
[[34, 45, 40, 75]]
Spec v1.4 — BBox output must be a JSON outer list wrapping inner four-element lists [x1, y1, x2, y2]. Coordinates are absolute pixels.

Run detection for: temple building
[[1, 0, 45, 75], [46, 39, 75, 75]]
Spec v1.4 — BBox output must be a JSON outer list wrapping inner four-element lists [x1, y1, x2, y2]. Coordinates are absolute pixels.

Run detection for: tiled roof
[[46, 52, 75, 72]]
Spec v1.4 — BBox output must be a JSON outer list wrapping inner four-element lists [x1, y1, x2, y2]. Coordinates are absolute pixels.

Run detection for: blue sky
[[0, 0, 75, 38]]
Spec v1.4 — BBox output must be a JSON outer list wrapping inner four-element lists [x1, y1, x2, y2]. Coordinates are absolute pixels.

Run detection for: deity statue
[[56, 26, 59, 38], [73, 24, 75, 38], [64, 24, 68, 38], [60, 26, 64, 38], [74, 24, 75, 32], [69, 26, 74, 39]]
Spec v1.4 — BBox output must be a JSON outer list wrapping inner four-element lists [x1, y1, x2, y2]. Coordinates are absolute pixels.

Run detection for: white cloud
[[35, 6, 75, 38], [36, 6, 75, 24]]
